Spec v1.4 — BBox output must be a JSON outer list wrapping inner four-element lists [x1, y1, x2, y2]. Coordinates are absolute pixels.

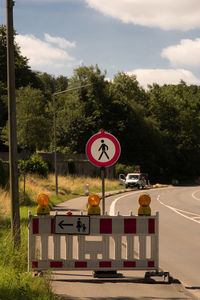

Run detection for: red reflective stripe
[[148, 219, 155, 234], [51, 218, 55, 234], [100, 219, 112, 234], [75, 261, 87, 268], [50, 261, 63, 268], [124, 219, 136, 234], [32, 261, 38, 268], [148, 261, 155, 268], [123, 261, 136, 268], [99, 261, 111, 268], [32, 218, 39, 234]]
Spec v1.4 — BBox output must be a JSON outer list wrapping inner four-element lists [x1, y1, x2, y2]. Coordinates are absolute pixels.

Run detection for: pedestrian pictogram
[[76, 217, 87, 233], [54, 215, 90, 234], [98, 140, 109, 160], [86, 129, 121, 167]]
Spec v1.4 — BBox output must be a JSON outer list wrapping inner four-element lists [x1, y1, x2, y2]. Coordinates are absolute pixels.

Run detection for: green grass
[[0, 218, 61, 300], [0, 267, 56, 300]]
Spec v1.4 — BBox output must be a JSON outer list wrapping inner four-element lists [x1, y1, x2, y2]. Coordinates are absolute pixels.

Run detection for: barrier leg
[[145, 271, 171, 283], [93, 271, 122, 278]]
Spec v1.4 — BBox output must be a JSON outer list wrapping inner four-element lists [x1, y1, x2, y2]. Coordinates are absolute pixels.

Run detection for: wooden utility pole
[[6, 0, 20, 246]]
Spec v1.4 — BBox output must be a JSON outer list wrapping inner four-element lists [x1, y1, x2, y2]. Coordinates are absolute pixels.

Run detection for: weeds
[[0, 222, 58, 300]]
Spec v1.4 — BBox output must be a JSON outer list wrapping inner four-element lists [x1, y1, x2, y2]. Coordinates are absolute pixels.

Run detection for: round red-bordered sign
[[86, 130, 121, 167]]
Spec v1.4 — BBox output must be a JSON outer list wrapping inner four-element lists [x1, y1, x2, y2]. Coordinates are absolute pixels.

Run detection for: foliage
[[148, 83, 200, 180], [16, 86, 51, 151], [0, 160, 9, 188], [37, 72, 68, 101], [67, 158, 76, 175], [0, 25, 44, 147], [56, 65, 109, 153], [0, 82, 7, 127], [18, 154, 48, 177], [115, 163, 141, 177], [0, 25, 42, 90]]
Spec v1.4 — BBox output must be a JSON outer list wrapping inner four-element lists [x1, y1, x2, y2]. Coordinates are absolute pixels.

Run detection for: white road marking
[[192, 190, 200, 201], [109, 191, 139, 215], [157, 194, 200, 224], [109, 187, 172, 216]]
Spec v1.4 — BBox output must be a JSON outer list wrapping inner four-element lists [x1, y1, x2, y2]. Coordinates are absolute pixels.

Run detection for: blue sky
[[1, 0, 200, 88]]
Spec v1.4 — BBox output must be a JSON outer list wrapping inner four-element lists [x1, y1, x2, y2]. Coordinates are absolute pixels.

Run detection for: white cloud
[[15, 34, 81, 75], [44, 33, 76, 49], [162, 38, 200, 66], [127, 69, 200, 88], [85, 0, 200, 30]]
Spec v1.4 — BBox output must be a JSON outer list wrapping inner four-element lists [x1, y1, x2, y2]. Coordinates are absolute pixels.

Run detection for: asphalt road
[[105, 186, 200, 291], [51, 186, 200, 299]]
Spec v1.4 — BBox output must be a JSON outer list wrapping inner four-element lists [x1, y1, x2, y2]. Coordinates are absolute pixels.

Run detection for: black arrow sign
[[58, 220, 73, 230]]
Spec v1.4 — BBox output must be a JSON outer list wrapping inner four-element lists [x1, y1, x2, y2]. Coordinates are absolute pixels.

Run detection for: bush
[[115, 163, 140, 177], [18, 154, 48, 177], [68, 159, 76, 175], [0, 160, 9, 188]]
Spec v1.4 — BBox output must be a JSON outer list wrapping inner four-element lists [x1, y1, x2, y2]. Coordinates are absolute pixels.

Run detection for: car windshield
[[127, 175, 139, 180]]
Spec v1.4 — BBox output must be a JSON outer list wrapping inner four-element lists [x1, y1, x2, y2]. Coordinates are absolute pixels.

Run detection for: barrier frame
[[28, 212, 159, 273]]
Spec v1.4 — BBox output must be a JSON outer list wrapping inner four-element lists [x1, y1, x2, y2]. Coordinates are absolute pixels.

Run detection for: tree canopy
[[1, 24, 200, 182]]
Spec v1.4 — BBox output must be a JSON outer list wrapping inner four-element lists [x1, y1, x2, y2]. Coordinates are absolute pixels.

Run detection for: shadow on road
[[185, 286, 200, 290], [51, 273, 180, 285]]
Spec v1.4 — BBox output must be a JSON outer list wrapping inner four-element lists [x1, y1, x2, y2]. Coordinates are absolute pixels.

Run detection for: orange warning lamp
[[138, 193, 151, 216], [87, 194, 101, 215], [37, 193, 50, 215], [138, 193, 151, 206], [88, 194, 100, 207]]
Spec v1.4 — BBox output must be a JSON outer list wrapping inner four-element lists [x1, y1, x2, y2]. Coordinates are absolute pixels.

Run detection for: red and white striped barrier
[[28, 212, 159, 272]]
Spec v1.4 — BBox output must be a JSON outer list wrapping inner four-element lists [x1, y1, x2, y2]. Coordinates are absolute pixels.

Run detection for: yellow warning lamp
[[36, 193, 50, 215], [87, 194, 101, 215], [138, 193, 151, 216]]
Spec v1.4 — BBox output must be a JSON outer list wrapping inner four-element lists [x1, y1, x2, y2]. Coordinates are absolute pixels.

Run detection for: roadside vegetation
[[0, 173, 122, 300]]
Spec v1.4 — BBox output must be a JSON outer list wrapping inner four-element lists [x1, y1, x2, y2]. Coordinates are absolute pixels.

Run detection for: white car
[[119, 173, 146, 189]]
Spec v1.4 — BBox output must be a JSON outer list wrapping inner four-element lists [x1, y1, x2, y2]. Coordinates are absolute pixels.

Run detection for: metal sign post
[[86, 129, 121, 215], [101, 167, 105, 215]]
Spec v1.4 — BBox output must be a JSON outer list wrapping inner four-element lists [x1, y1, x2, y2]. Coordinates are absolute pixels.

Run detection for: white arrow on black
[[58, 220, 73, 229]]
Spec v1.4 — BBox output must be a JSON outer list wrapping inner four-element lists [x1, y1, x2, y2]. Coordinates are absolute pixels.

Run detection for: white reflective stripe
[[151, 235, 156, 260], [139, 236, 146, 260], [102, 235, 109, 260], [126, 235, 134, 260], [78, 235, 85, 260], [65, 235, 73, 259], [41, 235, 48, 260], [53, 235, 61, 260], [114, 236, 121, 260]]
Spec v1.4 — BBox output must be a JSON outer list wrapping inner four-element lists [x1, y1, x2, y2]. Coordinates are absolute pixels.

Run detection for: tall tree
[[16, 86, 51, 151], [56, 65, 110, 153], [0, 25, 41, 89], [148, 82, 200, 179], [37, 72, 68, 101]]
